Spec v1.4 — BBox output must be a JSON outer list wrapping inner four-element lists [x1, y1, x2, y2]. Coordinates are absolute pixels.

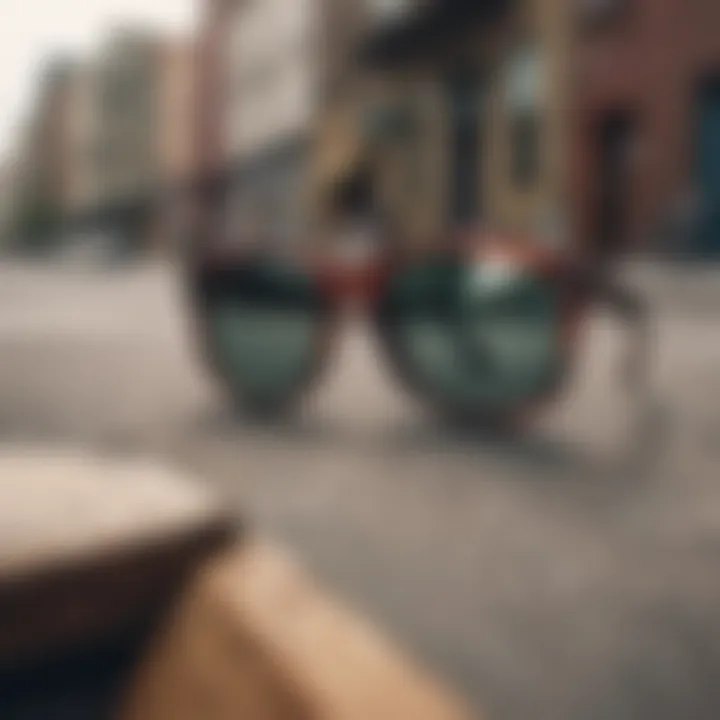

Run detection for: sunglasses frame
[[187, 229, 607, 426]]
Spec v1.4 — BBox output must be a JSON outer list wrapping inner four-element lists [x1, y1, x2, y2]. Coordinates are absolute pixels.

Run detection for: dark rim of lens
[[373, 259, 569, 425], [189, 259, 337, 417]]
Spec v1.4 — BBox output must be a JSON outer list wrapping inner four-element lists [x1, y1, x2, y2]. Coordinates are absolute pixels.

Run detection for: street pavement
[[0, 258, 719, 719]]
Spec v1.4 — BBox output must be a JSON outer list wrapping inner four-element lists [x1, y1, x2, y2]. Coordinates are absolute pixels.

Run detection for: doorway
[[594, 112, 637, 258], [695, 77, 720, 256], [445, 67, 485, 227]]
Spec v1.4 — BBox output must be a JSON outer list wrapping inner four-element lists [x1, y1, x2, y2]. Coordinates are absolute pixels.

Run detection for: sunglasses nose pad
[[320, 253, 385, 308]]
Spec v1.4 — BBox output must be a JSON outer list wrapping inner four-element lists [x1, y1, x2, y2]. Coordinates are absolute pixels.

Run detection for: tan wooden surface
[[121, 543, 474, 720]]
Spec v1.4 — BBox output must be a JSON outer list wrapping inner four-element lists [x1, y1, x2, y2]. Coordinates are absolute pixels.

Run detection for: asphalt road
[[1, 258, 720, 719]]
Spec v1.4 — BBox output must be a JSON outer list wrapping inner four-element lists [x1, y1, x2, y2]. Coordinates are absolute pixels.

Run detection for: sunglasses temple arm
[[566, 264, 656, 454], [584, 271, 650, 388]]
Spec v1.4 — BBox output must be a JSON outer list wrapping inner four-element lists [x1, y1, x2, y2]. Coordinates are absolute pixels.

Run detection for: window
[[505, 44, 543, 116], [576, 0, 631, 31], [505, 43, 544, 190], [370, 0, 414, 25], [510, 112, 541, 189]]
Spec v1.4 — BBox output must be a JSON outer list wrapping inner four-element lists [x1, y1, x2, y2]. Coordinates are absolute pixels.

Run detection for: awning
[[360, 0, 514, 69]]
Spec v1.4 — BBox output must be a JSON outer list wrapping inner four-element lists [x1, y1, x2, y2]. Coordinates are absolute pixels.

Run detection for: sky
[[0, 0, 197, 162]]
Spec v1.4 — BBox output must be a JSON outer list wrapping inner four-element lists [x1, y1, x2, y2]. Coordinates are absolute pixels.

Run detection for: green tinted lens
[[383, 259, 563, 411], [203, 262, 325, 406]]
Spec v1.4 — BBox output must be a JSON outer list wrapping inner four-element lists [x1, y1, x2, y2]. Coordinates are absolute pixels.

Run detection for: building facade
[[88, 28, 196, 253], [198, 0, 574, 254], [3, 28, 195, 256], [0, 161, 18, 248], [157, 39, 197, 254], [344, 0, 574, 251], [221, 0, 322, 249], [60, 64, 100, 230], [93, 29, 165, 250], [573, 0, 720, 257], [12, 59, 77, 251]]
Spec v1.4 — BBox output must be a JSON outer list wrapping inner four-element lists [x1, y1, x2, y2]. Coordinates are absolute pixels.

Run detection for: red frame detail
[[191, 229, 592, 423]]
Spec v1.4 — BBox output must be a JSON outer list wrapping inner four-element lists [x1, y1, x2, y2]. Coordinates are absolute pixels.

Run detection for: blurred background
[[1, 1, 720, 719], [2, 0, 719, 261]]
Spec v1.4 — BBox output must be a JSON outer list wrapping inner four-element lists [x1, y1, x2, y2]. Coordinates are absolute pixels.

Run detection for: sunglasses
[[188, 232, 649, 430]]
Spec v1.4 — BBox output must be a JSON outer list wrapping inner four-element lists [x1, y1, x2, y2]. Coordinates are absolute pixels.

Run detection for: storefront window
[[363, 101, 419, 144], [505, 44, 545, 190], [511, 112, 540, 189], [370, 0, 414, 26], [576, 0, 631, 31]]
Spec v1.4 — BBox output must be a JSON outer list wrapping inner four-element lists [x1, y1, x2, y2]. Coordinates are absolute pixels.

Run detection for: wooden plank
[[121, 544, 474, 720]]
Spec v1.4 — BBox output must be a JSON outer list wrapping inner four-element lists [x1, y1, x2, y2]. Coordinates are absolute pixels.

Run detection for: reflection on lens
[[381, 259, 563, 413], [201, 262, 325, 409]]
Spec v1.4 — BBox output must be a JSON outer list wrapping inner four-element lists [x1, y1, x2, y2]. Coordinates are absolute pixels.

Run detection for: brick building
[[198, 0, 720, 260], [88, 28, 196, 254], [61, 65, 100, 230], [12, 59, 77, 250], [0, 161, 18, 247], [156, 39, 197, 254], [92, 29, 166, 251], [573, 0, 720, 257]]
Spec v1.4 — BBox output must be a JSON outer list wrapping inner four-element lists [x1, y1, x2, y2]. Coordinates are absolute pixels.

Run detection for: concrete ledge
[[0, 449, 236, 666], [121, 543, 473, 720]]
